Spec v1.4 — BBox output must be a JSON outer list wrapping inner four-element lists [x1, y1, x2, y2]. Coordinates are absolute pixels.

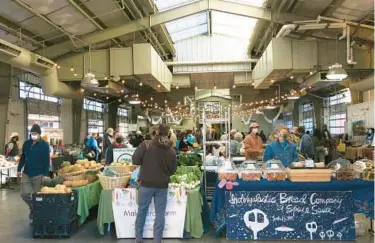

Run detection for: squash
[[61, 161, 71, 168], [63, 181, 72, 187]]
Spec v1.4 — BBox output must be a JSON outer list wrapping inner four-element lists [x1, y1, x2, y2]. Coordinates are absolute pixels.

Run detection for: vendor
[[4, 132, 19, 158], [105, 132, 126, 165], [243, 123, 263, 160], [366, 128, 374, 145], [263, 125, 299, 167]]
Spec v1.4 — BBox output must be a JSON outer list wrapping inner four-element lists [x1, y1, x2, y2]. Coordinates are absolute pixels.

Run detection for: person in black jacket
[[132, 124, 177, 243], [105, 132, 126, 165], [103, 128, 114, 159]]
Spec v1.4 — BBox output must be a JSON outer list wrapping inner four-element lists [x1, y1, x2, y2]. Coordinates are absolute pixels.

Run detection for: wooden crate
[[286, 168, 333, 182]]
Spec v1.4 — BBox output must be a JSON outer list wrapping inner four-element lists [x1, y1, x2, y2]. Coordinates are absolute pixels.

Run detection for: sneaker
[[135, 239, 143, 243]]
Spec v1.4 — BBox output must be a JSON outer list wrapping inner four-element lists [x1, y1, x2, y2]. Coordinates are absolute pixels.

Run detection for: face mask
[[252, 128, 259, 134], [116, 137, 124, 144], [31, 134, 38, 141], [280, 134, 287, 140]]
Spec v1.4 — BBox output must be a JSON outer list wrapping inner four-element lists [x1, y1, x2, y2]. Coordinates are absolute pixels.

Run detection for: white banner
[[113, 148, 136, 163], [112, 188, 187, 239]]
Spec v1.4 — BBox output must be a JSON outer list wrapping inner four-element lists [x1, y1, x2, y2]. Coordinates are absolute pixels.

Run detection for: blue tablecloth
[[210, 179, 374, 236]]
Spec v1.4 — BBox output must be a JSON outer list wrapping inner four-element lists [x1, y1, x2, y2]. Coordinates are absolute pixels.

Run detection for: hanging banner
[[112, 188, 187, 239], [113, 148, 136, 163], [226, 191, 355, 241]]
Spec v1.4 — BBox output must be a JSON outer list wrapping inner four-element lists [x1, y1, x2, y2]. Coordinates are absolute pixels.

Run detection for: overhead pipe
[[0, 39, 81, 99], [276, 24, 297, 38], [165, 59, 258, 66], [346, 25, 357, 65], [317, 15, 374, 30]]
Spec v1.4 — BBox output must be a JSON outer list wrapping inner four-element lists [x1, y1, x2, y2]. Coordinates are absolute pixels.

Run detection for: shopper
[[169, 129, 177, 149], [17, 124, 50, 220], [85, 133, 100, 161], [131, 131, 144, 148], [4, 132, 19, 158], [322, 124, 336, 164], [186, 130, 196, 144], [243, 123, 263, 160], [291, 126, 301, 145], [103, 128, 114, 158], [230, 132, 243, 156], [312, 128, 325, 162], [132, 124, 177, 243], [366, 128, 374, 145], [263, 125, 299, 166], [230, 129, 238, 139], [299, 126, 315, 159], [105, 132, 126, 165]]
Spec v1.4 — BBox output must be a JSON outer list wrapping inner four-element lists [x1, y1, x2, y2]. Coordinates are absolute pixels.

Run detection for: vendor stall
[[210, 159, 374, 241]]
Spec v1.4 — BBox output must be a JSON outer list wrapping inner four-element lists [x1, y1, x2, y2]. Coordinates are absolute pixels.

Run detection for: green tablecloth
[[97, 186, 205, 238], [74, 180, 103, 225]]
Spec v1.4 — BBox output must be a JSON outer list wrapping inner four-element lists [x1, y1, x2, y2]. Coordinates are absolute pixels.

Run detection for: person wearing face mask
[[243, 123, 264, 160], [263, 125, 299, 167], [17, 124, 50, 220], [105, 132, 127, 165], [5, 132, 20, 159]]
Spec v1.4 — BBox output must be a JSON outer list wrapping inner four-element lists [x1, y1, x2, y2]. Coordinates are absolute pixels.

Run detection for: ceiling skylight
[[223, 0, 266, 7], [211, 11, 258, 39], [154, 0, 199, 12], [165, 12, 208, 42]]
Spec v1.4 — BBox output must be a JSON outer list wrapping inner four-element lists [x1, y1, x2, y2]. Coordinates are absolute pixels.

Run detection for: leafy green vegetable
[[170, 165, 202, 184]]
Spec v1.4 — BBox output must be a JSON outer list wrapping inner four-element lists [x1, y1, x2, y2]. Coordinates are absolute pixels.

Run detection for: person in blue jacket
[[85, 133, 100, 161], [17, 124, 50, 220], [263, 125, 299, 167]]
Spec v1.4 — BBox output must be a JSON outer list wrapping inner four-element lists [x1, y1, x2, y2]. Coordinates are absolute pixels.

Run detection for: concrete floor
[[0, 187, 373, 243]]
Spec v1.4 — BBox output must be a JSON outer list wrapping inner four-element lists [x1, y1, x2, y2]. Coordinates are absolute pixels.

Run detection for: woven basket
[[109, 165, 137, 174], [98, 174, 130, 190]]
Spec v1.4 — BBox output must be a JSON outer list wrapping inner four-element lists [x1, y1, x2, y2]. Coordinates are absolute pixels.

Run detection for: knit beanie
[[30, 124, 42, 135]]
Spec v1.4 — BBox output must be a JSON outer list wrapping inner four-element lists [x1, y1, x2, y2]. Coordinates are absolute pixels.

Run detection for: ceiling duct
[[0, 38, 80, 99], [252, 38, 373, 89]]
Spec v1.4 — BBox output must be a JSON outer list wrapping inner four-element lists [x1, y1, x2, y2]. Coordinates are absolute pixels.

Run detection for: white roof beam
[[37, 0, 311, 59]]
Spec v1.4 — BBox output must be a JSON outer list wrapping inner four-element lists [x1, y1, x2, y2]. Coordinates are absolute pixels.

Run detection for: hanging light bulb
[[70, 67, 74, 72], [121, 80, 125, 84], [93, 93, 96, 96], [80, 88, 84, 92], [309, 71, 313, 75], [232, 84, 236, 89], [150, 97, 153, 101], [290, 76, 294, 79], [139, 82, 143, 86], [164, 99, 167, 104], [214, 85, 217, 89], [157, 84, 161, 88], [106, 97, 109, 100], [118, 99, 121, 102], [121, 89, 124, 93], [74, 73, 77, 77], [104, 76, 108, 80], [177, 101, 181, 105], [57, 65, 61, 69], [271, 79, 274, 83], [195, 86, 198, 90]]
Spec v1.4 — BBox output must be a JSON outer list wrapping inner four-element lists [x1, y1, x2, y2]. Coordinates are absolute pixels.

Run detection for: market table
[[210, 179, 374, 236], [73, 180, 102, 224], [97, 186, 209, 238]]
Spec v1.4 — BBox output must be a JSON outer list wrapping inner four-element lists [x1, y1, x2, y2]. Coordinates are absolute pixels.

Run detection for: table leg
[[107, 223, 111, 232]]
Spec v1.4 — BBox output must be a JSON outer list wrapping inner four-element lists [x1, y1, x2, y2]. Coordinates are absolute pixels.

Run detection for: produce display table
[[73, 180, 102, 224], [52, 155, 75, 172], [0, 165, 17, 189], [97, 186, 209, 238], [210, 179, 374, 236]]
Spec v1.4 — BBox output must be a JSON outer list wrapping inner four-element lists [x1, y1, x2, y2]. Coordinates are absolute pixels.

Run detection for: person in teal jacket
[[263, 125, 299, 167]]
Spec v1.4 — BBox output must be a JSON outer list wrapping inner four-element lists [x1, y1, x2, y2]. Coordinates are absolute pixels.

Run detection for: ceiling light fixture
[[271, 80, 274, 83], [121, 80, 125, 84], [326, 63, 348, 80], [287, 89, 300, 100], [74, 73, 77, 77], [232, 84, 236, 89], [290, 76, 294, 79], [139, 82, 143, 86], [176, 85, 179, 89], [70, 67, 74, 71]]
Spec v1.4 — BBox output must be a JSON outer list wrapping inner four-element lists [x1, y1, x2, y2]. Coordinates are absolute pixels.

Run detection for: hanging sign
[[112, 188, 187, 238], [113, 148, 136, 163], [226, 191, 355, 241]]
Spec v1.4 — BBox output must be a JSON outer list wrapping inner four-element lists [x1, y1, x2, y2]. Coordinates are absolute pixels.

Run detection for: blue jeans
[[135, 186, 168, 243]]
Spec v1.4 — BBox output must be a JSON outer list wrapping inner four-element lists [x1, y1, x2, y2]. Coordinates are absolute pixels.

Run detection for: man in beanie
[[17, 124, 50, 220], [132, 124, 177, 243]]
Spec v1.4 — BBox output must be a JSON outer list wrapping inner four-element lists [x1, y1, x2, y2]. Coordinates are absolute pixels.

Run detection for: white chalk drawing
[[319, 231, 326, 240], [275, 226, 295, 232], [244, 209, 269, 240], [326, 230, 334, 240], [306, 222, 318, 240], [337, 232, 343, 240], [333, 217, 348, 224]]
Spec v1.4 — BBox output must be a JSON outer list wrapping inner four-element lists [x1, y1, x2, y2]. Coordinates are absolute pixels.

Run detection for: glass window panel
[[165, 12, 208, 42], [212, 11, 258, 39], [223, 0, 265, 7], [154, 0, 198, 12]]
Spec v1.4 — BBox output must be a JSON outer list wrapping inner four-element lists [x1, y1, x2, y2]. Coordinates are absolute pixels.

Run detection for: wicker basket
[[58, 170, 86, 180], [109, 165, 137, 174], [98, 174, 130, 190]]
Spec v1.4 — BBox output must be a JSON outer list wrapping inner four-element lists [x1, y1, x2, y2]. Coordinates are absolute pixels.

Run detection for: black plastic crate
[[32, 191, 78, 224], [33, 217, 78, 238]]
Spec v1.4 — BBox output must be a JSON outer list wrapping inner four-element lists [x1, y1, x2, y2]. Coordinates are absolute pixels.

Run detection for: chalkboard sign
[[226, 191, 355, 241]]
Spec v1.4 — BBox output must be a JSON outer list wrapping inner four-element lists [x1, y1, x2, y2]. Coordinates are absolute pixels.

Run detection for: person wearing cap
[[4, 132, 20, 158], [103, 128, 114, 159], [243, 123, 264, 160], [17, 124, 50, 220], [132, 124, 177, 243], [131, 131, 144, 148]]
